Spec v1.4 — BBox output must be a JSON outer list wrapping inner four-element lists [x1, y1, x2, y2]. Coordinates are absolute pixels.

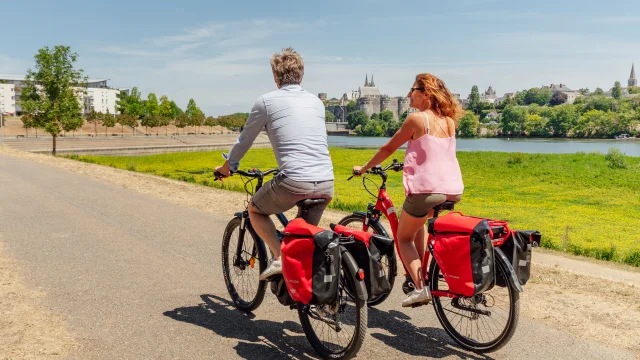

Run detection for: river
[[327, 136, 640, 156]]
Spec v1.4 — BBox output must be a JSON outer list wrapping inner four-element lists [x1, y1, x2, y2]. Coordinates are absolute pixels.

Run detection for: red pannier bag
[[428, 212, 494, 297], [331, 225, 393, 300], [281, 218, 340, 305]]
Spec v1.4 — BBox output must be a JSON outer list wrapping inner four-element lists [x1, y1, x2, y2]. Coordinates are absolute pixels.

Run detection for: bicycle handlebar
[[214, 168, 279, 181], [348, 160, 404, 181]]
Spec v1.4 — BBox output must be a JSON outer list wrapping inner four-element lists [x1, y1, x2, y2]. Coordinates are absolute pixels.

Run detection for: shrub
[[605, 148, 628, 169], [506, 153, 526, 166]]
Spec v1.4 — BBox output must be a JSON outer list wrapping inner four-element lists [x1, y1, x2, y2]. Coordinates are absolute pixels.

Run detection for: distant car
[[615, 134, 636, 140]]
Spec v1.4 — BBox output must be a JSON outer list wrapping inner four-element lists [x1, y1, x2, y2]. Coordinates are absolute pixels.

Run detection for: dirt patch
[[2, 146, 640, 355], [0, 240, 76, 359]]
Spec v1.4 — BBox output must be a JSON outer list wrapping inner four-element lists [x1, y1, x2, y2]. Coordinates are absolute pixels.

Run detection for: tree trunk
[[122, 125, 124, 137], [165, 126, 168, 136], [36, 128, 38, 138], [94, 122, 97, 136], [52, 135, 57, 156]]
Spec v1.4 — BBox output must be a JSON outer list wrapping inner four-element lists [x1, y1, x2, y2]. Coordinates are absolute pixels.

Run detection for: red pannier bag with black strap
[[281, 218, 340, 305], [428, 212, 495, 297], [331, 224, 393, 300]]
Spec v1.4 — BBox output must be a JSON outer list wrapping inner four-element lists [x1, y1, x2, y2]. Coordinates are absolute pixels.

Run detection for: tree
[[346, 110, 369, 130], [546, 104, 579, 137], [593, 88, 605, 96], [146, 93, 159, 117], [174, 112, 189, 134], [192, 109, 205, 134], [116, 113, 137, 136], [612, 81, 622, 100], [185, 98, 199, 119], [356, 120, 385, 137], [346, 100, 357, 113], [549, 91, 568, 106], [159, 95, 173, 118], [500, 106, 528, 136], [458, 111, 480, 138], [204, 116, 217, 134], [170, 101, 183, 119], [102, 110, 116, 136], [579, 88, 590, 95], [379, 110, 395, 122], [468, 85, 481, 114], [158, 116, 171, 136], [86, 109, 101, 136], [20, 45, 87, 154], [325, 110, 336, 122], [525, 114, 550, 137], [515, 91, 527, 105], [523, 88, 552, 106], [628, 86, 640, 94], [116, 87, 144, 118], [400, 111, 409, 122], [21, 113, 36, 138]]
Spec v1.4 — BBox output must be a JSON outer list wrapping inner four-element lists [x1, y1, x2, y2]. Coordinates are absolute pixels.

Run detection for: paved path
[[0, 154, 635, 359]]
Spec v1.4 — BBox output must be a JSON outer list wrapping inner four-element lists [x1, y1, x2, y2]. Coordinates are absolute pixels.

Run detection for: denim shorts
[[251, 173, 334, 226], [402, 193, 463, 218]]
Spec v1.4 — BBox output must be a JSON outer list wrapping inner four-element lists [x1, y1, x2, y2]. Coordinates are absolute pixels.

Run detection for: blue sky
[[2, 0, 640, 115]]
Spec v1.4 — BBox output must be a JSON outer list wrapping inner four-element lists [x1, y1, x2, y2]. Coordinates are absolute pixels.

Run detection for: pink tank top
[[403, 112, 464, 196]]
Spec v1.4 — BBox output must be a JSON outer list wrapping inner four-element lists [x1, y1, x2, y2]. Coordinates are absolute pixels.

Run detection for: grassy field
[[67, 148, 640, 266]]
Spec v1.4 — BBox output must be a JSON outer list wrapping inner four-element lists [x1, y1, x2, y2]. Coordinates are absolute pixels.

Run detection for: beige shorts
[[251, 173, 334, 226], [402, 193, 462, 218]]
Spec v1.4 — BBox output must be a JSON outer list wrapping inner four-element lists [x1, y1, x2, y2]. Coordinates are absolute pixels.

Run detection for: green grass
[[66, 148, 640, 267]]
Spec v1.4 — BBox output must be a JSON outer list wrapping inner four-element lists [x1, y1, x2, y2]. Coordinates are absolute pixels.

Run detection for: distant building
[[0, 75, 122, 115], [629, 63, 637, 87], [318, 93, 328, 101], [341, 74, 410, 121], [542, 83, 583, 104], [480, 86, 498, 104], [0, 83, 16, 115]]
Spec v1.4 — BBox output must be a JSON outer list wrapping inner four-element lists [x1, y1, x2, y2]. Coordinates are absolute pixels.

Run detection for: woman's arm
[[355, 114, 419, 173]]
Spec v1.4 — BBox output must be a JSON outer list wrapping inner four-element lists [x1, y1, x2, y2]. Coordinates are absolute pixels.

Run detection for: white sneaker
[[259, 260, 282, 280], [402, 287, 432, 307]]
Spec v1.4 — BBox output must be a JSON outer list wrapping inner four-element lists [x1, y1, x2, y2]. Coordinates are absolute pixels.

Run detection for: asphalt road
[[0, 154, 634, 360]]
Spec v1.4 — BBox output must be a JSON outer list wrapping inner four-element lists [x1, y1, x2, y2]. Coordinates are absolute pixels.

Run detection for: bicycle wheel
[[429, 257, 520, 353], [298, 251, 368, 359], [338, 213, 397, 307], [221, 217, 268, 312]]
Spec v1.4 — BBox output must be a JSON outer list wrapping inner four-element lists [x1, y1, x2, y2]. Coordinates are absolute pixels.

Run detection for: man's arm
[[222, 96, 268, 173]]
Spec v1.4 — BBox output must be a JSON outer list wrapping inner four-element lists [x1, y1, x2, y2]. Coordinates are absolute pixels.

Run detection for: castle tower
[[364, 74, 369, 87], [370, 74, 375, 87], [629, 63, 637, 87]]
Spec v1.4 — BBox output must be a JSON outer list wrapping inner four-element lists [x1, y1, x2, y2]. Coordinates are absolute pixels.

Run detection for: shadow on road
[[165, 294, 494, 359], [163, 294, 317, 359], [368, 307, 493, 359]]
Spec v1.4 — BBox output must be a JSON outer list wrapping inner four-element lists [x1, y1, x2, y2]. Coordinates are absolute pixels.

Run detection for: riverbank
[[67, 147, 640, 267]]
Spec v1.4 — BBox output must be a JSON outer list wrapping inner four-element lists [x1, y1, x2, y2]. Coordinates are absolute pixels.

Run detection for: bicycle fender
[[353, 211, 367, 217], [340, 245, 368, 302], [494, 247, 524, 293], [234, 212, 243, 219]]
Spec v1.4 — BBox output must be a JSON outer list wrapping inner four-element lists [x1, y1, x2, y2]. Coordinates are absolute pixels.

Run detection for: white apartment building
[[0, 75, 120, 115], [0, 83, 16, 115]]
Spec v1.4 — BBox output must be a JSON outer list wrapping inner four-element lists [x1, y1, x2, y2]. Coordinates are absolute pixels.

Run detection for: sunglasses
[[410, 87, 425, 93]]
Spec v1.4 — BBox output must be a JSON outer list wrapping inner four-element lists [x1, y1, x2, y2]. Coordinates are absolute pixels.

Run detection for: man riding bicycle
[[215, 47, 334, 281]]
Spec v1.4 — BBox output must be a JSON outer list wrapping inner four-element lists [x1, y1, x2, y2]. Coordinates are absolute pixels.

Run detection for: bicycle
[[217, 168, 367, 359], [337, 160, 522, 353]]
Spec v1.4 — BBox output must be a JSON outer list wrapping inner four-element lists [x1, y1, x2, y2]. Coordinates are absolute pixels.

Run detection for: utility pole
[[0, 112, 4, 148]]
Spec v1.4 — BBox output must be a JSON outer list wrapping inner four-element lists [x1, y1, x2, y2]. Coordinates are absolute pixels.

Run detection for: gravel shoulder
[[1, 146, 639, 357]]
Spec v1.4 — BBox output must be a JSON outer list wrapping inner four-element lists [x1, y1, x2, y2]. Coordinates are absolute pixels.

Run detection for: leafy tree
[[86, 109, 101, 136], [515, 91, 527, 106], [400, 111, 409, 122], [458, 111, 480, 138], [185, 98, 199, 119], [524, 88, 552, 106], [497, 96, 517, 109], [170, 101, 183, 119], [549, 91, 568, 106], [116, 87, 144, 118], [158, 116, 171, 136], [192, 109, 205, 134], [325, 110, 336, 122], [573, 109, 609, 138], [612, 81, 622, 100], [347, 110, 369, 130], [146, 93, 159, 118], [525, 114, 550, 137], [204, 116, 217, 134], [102, 110, 116, 136], [546, 104, 579, 137], [500, 106, 528, 136], [174, 112, 189, 134], [356, 120, 385, 137], [116, 113, 137, 136], [579, 88, 590, 95], [20, 45, 87, 154], [467, 85, 481, 114], [346, 100, 357, 113], [140, 114, 158, 135], [159, 95, 173, 118], [379, 110, 395, 122], [593, 88, 605, 96], [583, 95, 615, 112], [628, 86, 640, 94]]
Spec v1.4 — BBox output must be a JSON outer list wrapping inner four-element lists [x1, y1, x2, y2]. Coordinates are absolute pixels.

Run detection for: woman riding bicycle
[[352, 73, 464, 307]]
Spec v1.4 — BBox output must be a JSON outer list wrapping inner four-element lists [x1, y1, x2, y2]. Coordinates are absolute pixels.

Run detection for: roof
[[359, 86, 381, 97], [631, 63, 636, 79]]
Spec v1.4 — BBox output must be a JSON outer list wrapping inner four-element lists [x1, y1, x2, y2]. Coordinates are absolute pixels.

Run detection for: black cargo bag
[[497, 230, 541, 286]]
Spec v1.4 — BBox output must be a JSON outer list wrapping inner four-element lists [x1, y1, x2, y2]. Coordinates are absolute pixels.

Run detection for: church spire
[[365, 74, 369, 87], [370, 74, 375, 87], [629, 63, 637, 87]]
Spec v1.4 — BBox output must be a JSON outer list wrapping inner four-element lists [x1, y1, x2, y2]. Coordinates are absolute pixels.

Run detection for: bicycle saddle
[[296, 198, 326, 208]]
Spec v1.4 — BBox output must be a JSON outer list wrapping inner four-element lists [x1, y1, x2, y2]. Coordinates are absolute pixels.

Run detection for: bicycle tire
[[429, 257, 520, 353], [338, 213, 397, 307], [298, 251, 368, 359], [221, 217, 268, 312]]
